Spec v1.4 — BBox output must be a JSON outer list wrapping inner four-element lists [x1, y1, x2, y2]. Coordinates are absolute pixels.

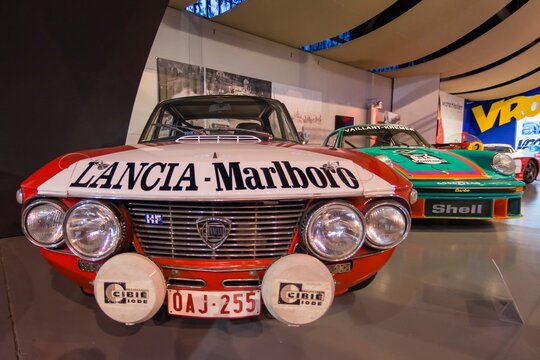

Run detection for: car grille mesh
[[126, 200, 307, 259]]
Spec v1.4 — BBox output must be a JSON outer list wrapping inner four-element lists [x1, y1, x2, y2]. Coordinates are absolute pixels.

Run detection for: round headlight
[[409, 189, 418, 205], [64, 201, 126, 261], [22, 199, 66, 248], [302, 201, 365, 261], [16, 189, 23, 204], [364, 201, 411, 249], [491, 153, 516, 176], [375, 154, 394, 168]]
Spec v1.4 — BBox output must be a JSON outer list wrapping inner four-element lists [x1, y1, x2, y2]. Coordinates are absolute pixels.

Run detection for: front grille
[[508, 198, 521, 216], [126, 200, 307, 259]]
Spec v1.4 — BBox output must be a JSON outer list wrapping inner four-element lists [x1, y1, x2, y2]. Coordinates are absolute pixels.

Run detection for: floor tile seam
[[0, 245, 21, 359]]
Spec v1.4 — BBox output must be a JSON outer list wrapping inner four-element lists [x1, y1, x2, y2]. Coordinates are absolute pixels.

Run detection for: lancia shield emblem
[[195, 217, 232, 249]]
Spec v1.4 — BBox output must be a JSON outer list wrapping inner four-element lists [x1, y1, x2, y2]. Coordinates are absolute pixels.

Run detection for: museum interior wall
[[0, 0, 168, 238], [126, 7, 394, 144], [393, 75, 440, 144]]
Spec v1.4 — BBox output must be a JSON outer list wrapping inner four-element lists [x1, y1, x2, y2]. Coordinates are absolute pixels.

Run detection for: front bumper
[[41, 248, 393, 296], [410, 182, 523, 219], [40, 247, 393, 324]]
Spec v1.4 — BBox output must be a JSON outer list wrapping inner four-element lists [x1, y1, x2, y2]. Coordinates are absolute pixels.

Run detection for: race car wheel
[[523, 160, 538, 184]]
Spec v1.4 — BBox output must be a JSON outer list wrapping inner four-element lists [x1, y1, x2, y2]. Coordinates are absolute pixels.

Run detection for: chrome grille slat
[[132, 213, 302, 220], [166, 214, 302, 220], [135, 233, 296, 240], [138, 236, 290, 245], [127, 200, 306, 259], [141, 243, 293, 251], [144, 250, 287, 258], [129, 207, 304, 213], [135, 229, 295, 237], [133, 219, 301, 227]]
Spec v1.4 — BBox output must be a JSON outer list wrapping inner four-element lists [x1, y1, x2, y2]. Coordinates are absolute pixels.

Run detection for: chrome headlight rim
[[301, 200, 366, 262], [21, 199, 67, 248], [63, 200, 127, 261], [364, 200, 411, 250], [491, 153, 516, 176]]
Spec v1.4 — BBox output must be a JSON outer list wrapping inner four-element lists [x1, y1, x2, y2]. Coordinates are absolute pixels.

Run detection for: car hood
[[361, 147, 489, 180], [33, 142, 397, 201]]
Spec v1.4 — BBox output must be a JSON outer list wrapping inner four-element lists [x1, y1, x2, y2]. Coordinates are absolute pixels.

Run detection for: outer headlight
[[301, 201, 365, 261], [364, 201, 411, 249], [491, 153, 516, 175], [409, 189, 418, 205], [375, 154, 393, 168], [64, 200, 126, 261], [22, 199, 66, 248], [16, 189, 23, 204]]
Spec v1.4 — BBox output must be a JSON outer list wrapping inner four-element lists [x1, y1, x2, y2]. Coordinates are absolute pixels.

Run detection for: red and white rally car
[[19, 95, 414, 325], [483, 143, 540, 184]]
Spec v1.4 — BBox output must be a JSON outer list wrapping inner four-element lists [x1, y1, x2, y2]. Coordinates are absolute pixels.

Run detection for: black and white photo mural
[[206, 68, 271, 97], [157, 58, 204, 101], [273, 83, 324, 144], [156, 58, 271, 100]]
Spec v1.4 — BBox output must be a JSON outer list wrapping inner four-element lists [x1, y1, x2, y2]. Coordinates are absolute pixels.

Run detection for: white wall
[[439, 91, 465, 143], [126, 7, 393, 144], [392, 75, 440, 143]]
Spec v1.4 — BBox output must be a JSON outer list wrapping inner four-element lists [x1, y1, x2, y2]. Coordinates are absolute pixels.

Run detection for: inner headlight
[[375, 154, 393, 168], [64, 200, 126, 261], [491, 153, 516, 176], [301, 201, 365, 261], [364, 201, 411, 249], [22, 199, 66, 248]]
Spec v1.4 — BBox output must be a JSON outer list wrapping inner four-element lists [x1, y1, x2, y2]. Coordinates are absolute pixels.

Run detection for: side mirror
[[298, 128, 309, 145]]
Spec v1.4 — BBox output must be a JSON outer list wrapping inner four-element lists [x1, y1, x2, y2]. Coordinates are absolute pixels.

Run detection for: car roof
[[157, 95, 278, 107]]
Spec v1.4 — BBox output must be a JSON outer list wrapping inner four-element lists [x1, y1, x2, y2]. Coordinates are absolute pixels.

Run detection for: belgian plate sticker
[[397, 150, 449, 164], [326, 261, 352, 274]]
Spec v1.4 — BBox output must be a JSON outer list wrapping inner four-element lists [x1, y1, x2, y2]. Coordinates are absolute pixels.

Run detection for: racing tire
[[347, 273, 377, 293], [523, 160, 538, 184]]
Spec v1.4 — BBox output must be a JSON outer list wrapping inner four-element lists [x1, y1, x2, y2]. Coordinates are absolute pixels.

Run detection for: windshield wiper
[[152, 123, 205, 135], [202, 127, 273, 140]]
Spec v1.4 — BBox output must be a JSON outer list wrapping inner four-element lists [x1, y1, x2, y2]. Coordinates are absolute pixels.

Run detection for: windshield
[[340, 126, 430, 148], [139, 96, 300, 143]]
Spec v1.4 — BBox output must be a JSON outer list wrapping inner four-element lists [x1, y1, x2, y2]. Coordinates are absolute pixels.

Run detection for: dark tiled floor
[[1, 183, 540, 359]]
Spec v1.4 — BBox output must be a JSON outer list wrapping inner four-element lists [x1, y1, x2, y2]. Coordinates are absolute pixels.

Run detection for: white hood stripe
[[37, 143, 395, 200]]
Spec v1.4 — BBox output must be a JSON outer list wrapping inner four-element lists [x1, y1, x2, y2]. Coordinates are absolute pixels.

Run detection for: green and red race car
[[323, 124, 524, 219]]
